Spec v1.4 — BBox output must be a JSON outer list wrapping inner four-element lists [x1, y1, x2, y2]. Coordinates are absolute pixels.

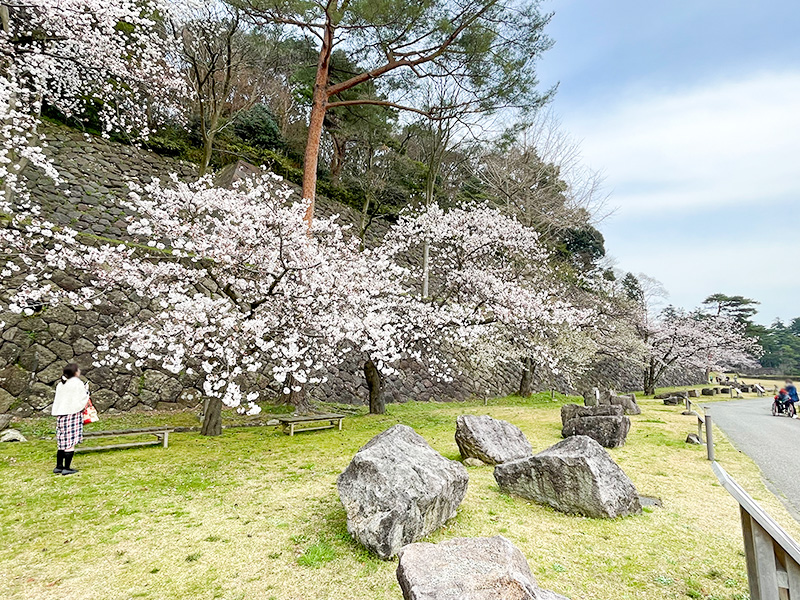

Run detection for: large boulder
[[701, 388, 715, 396], [608, 394, 641, 416], [562, 415, 631, 448], [560, 404, 624, 427], [337, 424, 469, 559], [663, 397, 682, 406], [687, 389, 699, 398], [397, 536, 570, 600], [494, 435, 642, 518], [455, 415, 533, 465]]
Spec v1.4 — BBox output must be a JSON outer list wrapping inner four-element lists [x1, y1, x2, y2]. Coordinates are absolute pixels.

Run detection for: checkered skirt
[[56, 412, 84, 450]]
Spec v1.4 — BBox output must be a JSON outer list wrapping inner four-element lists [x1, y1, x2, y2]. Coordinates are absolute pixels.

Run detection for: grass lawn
[[1, 389, 798, 600]]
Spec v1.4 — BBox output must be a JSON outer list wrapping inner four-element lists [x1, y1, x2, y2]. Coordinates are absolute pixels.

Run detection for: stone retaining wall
[[0, 124, 702, 415]]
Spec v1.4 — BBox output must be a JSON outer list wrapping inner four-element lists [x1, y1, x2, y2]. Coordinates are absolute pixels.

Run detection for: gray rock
[[266, 419, 280, 426], [27, 383, 54, 410], [337, 424, 469, 559], [686, 433, 703, 445], [701, 388, 715, 396], [397, 536, 569, 600], [47, 340, 74, 361], [37, 362, 64, 385], [463, 457, 486, 467], [663, 397, 682, 406], [72, 337, 96, 356], [560, 404, 624, 427], [455, 415, 533, 465], [608, 394, 641, 415], [582, 388, 599, 407], [494, 435, 642, 518], [0, 429, 27, 442], [74, 310, 99, 327], [0, 414, 12, 430], [0, 365, 31, 396], [0, 388, 15, 413], [0, 342, 21, 367], [91, 389, 120, 412], [562, 415, 631, 448], [177, 389, 202, 407], [42, 304, 76, 326]]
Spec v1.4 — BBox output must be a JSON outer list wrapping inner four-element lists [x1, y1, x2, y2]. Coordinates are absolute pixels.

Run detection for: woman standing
[[51, 363, 89, 475]]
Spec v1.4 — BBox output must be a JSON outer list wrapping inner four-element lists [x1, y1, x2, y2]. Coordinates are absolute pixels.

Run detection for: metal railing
[[713, 462, 800, 600]]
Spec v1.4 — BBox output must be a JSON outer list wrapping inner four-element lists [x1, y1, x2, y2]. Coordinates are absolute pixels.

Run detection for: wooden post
[[704, 411, 714, 461], [741, 507, 761, 600], [752, 518, 780, 599]]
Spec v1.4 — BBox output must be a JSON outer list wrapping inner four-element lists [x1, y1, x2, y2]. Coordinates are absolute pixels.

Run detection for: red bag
[[83, 399, 99, 424]]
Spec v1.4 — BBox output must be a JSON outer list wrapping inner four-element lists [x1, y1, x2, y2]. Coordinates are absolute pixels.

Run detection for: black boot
[[53, 450, 64, 474], [61, 451, 78, 475]]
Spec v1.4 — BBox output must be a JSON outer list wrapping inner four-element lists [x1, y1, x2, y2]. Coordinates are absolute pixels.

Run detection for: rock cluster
[[560, 404, 630, 448], [397, 536, 570, 600], [337, 425, 468, 559], [494, 436, 642, 518], [455, 415, 533, 465]]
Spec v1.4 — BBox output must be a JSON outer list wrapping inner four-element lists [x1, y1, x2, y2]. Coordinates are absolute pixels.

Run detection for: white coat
[[51, 377, 89, 416]]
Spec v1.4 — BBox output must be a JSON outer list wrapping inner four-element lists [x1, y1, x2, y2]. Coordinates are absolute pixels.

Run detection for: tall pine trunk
[[201, 397, 223, 436], [301, 25, 333, 225], [364, 358, 384, 414], [518, 356, 535, 397]]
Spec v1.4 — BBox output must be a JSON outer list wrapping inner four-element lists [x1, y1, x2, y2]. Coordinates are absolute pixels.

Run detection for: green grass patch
[[0, 392, 794, 599]]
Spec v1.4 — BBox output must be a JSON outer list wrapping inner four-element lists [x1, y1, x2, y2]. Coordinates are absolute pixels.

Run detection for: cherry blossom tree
[[382, 202, 593, 402], [0, 0, 183, 198], [3, 168, 442, 430], [639, 307, 760, 395]]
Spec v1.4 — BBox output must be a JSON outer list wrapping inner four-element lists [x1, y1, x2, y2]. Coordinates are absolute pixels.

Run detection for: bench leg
[[338, 419, 342, 431], [290, 423, 294, 437], [163, 431, 169, 448]]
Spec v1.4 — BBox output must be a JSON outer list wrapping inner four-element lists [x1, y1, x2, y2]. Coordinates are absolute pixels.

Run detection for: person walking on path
[[52, 363, 89, 475], [786, 381, 800, 419]]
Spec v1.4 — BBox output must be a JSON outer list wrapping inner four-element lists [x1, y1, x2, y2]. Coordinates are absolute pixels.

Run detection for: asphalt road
[[708, 397, 800, 516]]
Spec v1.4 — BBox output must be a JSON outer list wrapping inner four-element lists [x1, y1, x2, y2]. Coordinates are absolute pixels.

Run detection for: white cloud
[[566, 71, 800, 215]]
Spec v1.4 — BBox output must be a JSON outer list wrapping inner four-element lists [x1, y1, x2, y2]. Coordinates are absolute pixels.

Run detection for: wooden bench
[[75, 426, 174, 452], [278, 413, 344, 436]]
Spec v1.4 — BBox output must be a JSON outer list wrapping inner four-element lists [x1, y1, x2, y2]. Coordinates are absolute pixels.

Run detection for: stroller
[[772, 389, 796, 418]]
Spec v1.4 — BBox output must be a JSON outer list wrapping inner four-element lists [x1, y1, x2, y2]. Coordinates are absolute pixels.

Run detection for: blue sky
[[536, 0, 800, 325]]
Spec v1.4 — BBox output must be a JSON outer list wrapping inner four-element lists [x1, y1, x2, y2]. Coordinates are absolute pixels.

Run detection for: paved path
[[708, 397, 800, 517]]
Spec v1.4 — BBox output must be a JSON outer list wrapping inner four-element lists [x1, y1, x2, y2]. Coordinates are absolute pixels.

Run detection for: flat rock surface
[[455, 415, 533, 465], [560, 404, 624, 426], [397, 536, 569, 600]]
